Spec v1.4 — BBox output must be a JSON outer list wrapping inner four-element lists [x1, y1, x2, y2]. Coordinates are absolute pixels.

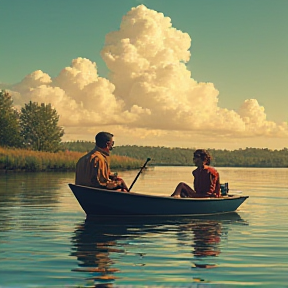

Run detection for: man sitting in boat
[[75, 131, 128, 191], [171, 149, 220, 198]]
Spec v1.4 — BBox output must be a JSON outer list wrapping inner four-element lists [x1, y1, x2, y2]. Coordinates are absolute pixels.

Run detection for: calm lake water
[[0, 167, 288, 288]]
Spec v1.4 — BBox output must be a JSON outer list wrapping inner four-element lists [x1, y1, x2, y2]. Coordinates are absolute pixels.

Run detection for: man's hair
[[95, 132, 113, 148], [194, 149, 212, 165]]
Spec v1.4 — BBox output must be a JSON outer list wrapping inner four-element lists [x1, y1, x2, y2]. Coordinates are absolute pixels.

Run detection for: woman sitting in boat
[[171, 149, 221, 198], [75, 131, 128, 191]]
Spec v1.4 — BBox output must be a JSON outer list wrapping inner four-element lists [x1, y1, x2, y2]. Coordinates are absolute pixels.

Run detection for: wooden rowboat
[[68, 184, 248, 216]]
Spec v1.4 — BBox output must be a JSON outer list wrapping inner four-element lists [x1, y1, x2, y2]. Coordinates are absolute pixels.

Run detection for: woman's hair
[[193, 149, 212, 165], [95, 132, 113, 148]]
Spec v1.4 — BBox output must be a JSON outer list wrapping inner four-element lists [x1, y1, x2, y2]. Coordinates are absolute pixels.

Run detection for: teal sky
[[1, 0, 287, 124]]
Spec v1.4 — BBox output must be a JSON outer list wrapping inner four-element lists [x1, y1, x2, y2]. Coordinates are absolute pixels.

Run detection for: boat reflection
[[70, 213, 248, 286]]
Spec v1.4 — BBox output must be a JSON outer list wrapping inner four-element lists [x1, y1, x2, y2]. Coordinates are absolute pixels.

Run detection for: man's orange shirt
[[75, 146, 111, 188]]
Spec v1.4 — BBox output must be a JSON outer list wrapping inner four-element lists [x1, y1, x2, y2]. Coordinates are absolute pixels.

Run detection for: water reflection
[[177, 219, 222, 259], [71, 219, 126, 283], [0, 172, 66, 205], [71, 213, 247, 286], [177, 213, 246, 271], [0, 172, 73, 232]]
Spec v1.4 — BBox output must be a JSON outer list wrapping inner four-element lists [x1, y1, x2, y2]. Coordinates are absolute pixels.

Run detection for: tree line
[[60, 142, 288, 168], [0, 90, 64, 152]]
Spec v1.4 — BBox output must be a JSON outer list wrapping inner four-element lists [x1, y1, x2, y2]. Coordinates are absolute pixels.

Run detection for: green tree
[[0, 90, 22, 147], [20, 101, 64, 152]]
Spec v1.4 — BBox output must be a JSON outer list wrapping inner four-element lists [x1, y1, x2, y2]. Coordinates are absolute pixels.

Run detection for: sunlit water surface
[[0, 167, 288, 287]]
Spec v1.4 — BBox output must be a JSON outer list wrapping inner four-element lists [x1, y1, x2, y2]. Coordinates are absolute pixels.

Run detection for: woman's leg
[[171, 182, 197, 198]]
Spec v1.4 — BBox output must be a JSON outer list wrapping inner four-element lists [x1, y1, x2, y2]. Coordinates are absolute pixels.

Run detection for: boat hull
[[68, 184, 248, 216]]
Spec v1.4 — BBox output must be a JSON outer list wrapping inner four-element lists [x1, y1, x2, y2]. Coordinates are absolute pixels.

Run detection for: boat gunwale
[[69, 183, 249, 201]]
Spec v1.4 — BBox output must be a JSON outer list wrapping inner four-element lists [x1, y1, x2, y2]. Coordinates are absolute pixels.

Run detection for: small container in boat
[[220, 182, 229, 196]]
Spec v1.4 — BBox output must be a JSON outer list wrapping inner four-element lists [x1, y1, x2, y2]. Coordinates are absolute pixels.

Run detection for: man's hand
[[106, 181, 119, 189], [106, 178, 129, 192]]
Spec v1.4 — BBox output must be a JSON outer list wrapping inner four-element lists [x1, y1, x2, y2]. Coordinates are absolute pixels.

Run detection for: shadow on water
[[70, 212, 248, 287]]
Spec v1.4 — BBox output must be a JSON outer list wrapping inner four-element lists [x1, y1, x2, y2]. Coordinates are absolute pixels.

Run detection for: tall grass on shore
[[0, 147, 143, 172]]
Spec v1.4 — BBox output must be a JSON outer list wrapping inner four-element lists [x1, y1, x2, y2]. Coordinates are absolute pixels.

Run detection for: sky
[[1, 0, 288, 150]]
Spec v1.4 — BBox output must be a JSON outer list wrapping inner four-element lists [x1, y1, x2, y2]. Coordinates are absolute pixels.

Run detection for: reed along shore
[[0, 147, 143, 172]]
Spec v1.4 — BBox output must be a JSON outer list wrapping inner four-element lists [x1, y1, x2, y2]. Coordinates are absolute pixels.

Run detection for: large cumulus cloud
[[7, 5, 288, 146]]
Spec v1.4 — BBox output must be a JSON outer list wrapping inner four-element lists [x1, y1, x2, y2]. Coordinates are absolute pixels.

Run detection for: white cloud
[[8, 4, 288, 148], [11, 57, 143, 127], [238, 99, 288, 136]]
